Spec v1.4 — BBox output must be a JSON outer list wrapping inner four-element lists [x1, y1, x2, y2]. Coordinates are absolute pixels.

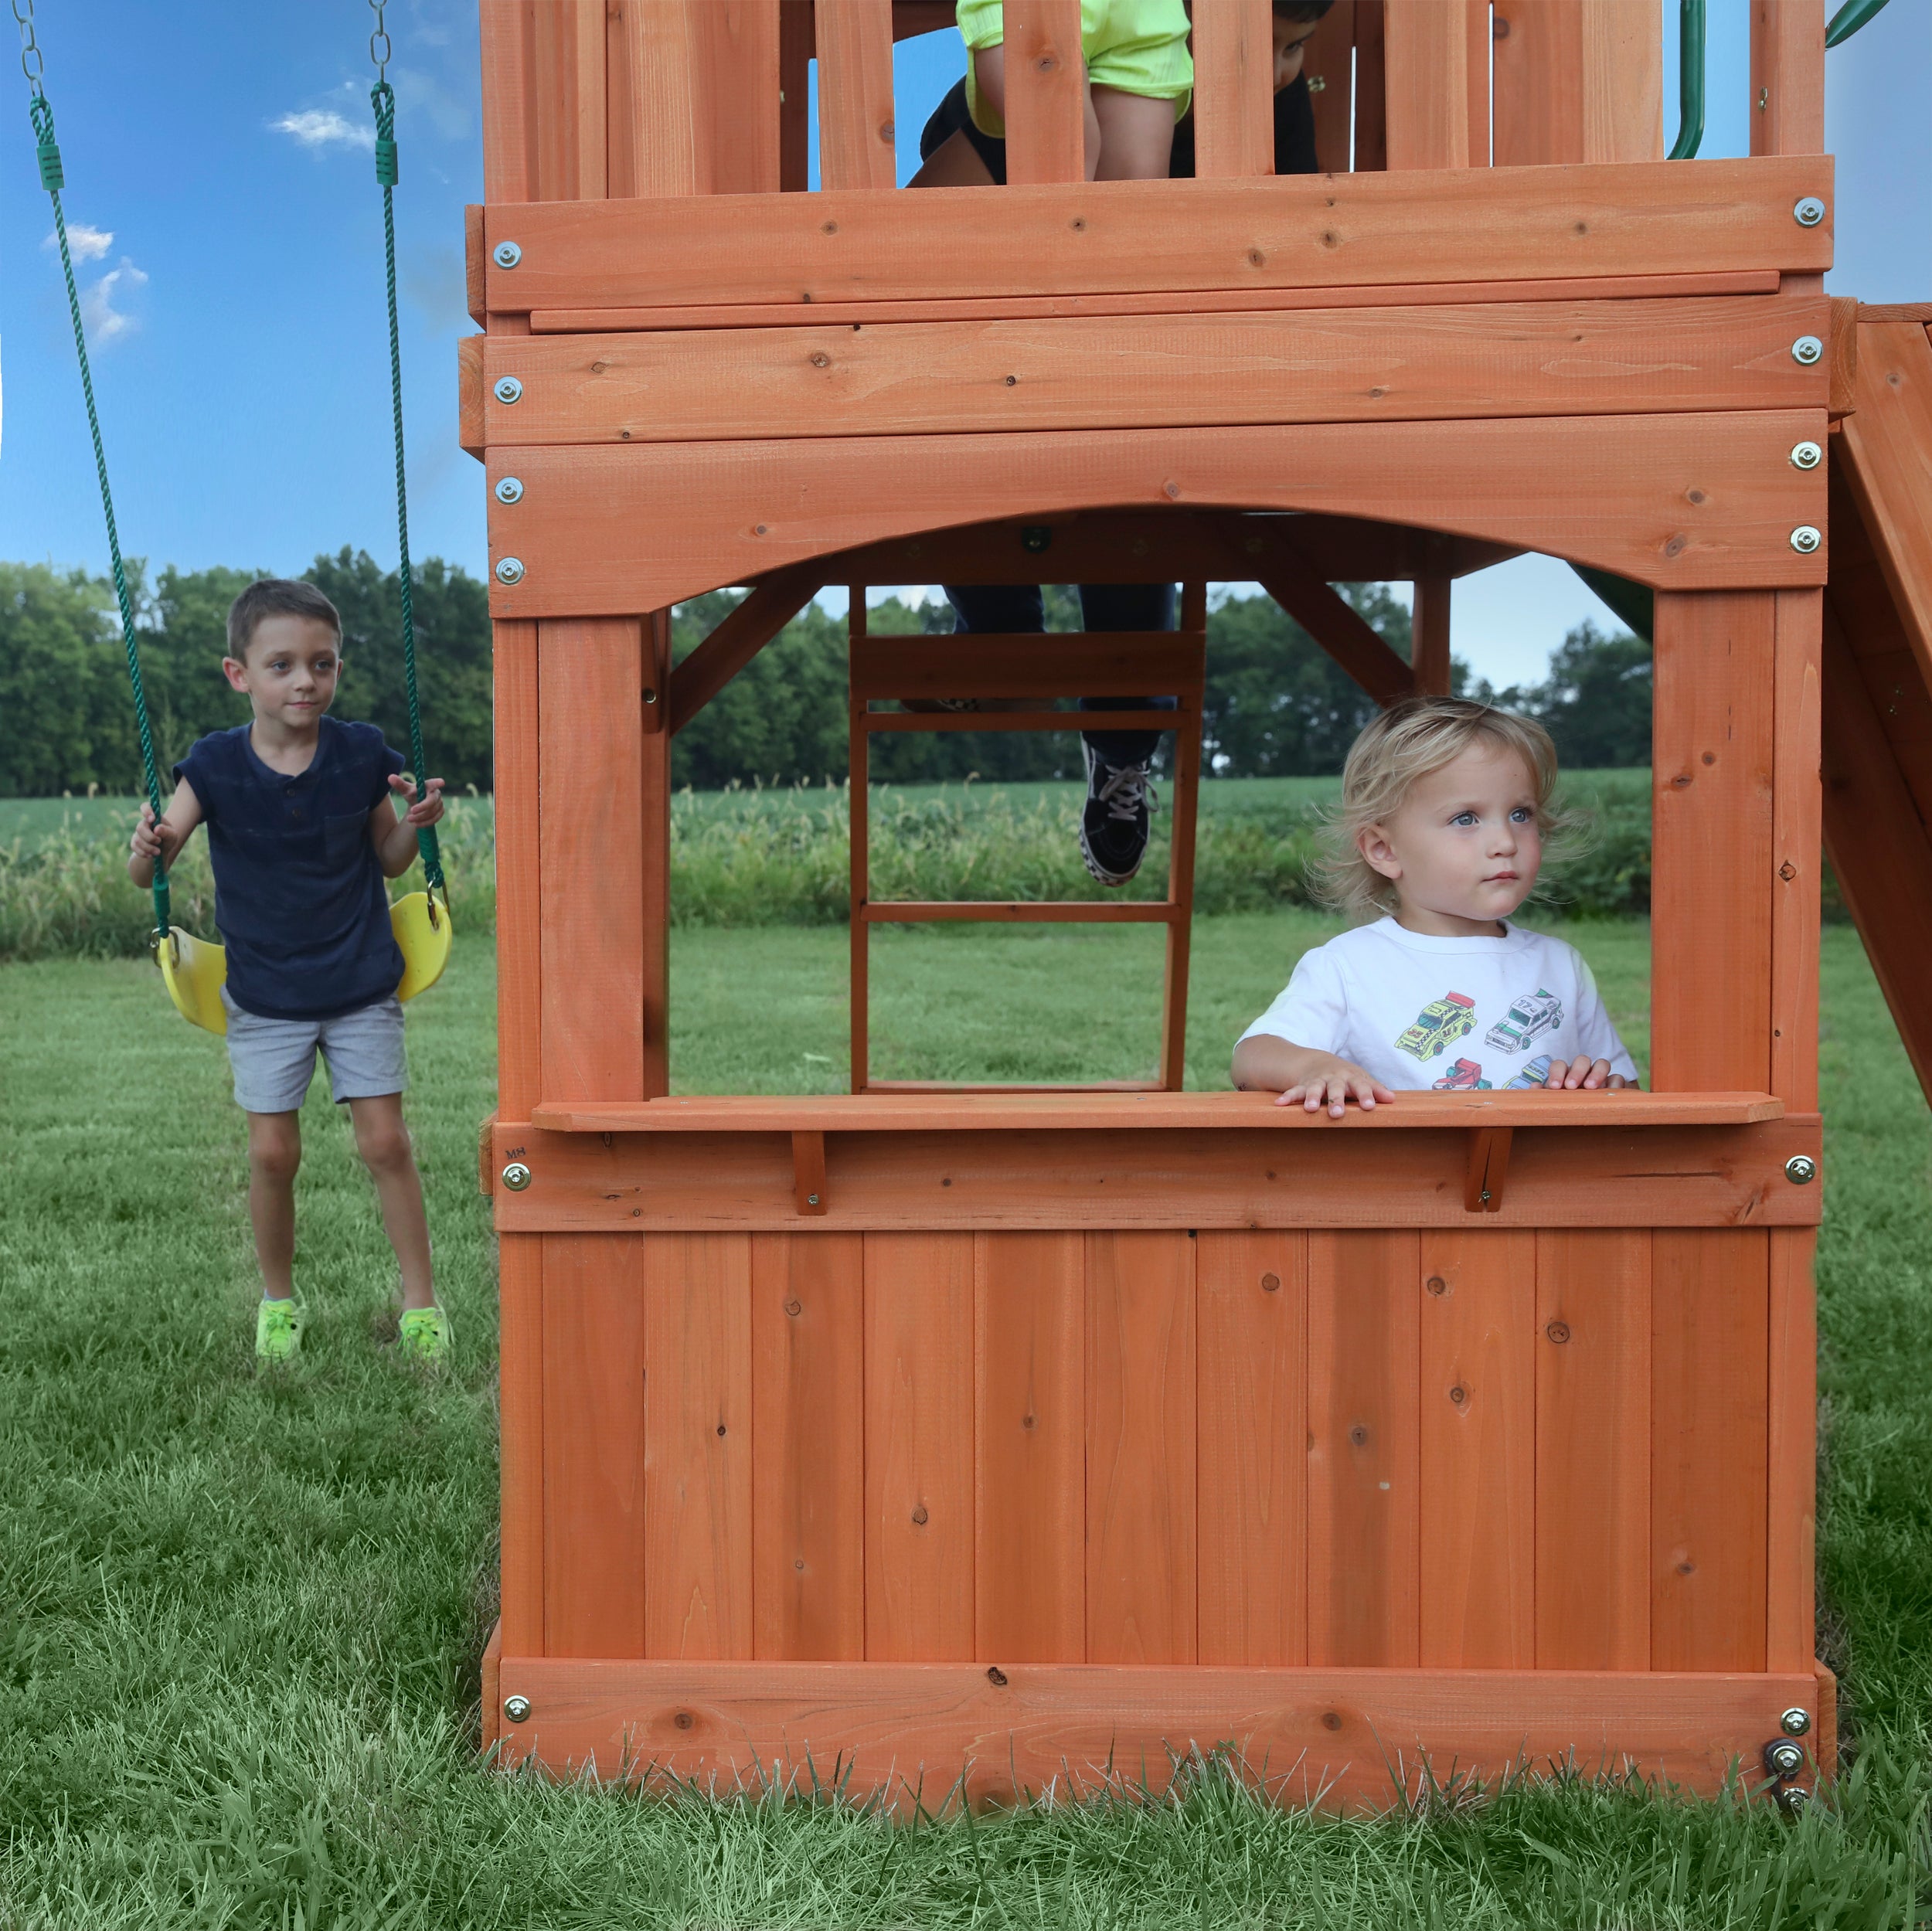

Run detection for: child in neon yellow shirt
[[958, 0, 1194, 180]]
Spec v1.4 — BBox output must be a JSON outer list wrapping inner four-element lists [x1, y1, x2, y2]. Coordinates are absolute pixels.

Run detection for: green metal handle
[[1826, 0, 1893, 48], [1667, 0, 1706, 160]]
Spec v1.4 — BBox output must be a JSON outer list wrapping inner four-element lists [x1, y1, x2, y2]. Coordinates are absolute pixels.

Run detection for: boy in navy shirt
[[129, 579, 451, 1363]]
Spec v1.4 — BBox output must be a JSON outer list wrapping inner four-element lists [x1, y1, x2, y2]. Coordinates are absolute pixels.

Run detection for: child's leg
[[978, 38, 1107, 177], [245, 1110, 302, 1299], [345, 1094, 435, 1312], [1090, 85, 1175, 179]]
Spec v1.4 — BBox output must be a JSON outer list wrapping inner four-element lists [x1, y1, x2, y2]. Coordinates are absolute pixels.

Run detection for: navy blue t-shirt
[[175, 716, 406, 1021]]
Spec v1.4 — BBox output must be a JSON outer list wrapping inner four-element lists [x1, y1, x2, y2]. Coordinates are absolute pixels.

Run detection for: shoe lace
[[1096, 762, 1158, 824]]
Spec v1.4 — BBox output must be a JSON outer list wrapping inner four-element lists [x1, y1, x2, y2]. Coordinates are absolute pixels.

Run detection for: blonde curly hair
[[1312, 697, 1583, 923]]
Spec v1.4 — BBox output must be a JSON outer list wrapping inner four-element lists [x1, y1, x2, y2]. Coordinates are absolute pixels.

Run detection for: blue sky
[[2, 1, 1925, 691]]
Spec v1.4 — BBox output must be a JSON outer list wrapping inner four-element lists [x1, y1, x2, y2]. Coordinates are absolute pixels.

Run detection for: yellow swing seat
[[157, 892, 454, 1035]]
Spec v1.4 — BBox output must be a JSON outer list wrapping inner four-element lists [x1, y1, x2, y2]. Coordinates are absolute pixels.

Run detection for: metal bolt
[[1764, 1738, 1807, 1779], [1781, 1707, 1812, 1736], [495, 476, 525, 505], [1791, 335, 1824, 366], [493, 240, 523, 268], [807, 1192, 821, 1206], [1790, 440, 1822, 471], [502, 1161, 532, 1191], [503, 1694, 532, 1722], [1790, 525, 1822, 555], [1793, 196, 1826, 228], [1786, 1155, 1818, 1185], [495, 557, 526, 586], [1777, 1784, 1811, 1816], [494, 376, 524, 405]]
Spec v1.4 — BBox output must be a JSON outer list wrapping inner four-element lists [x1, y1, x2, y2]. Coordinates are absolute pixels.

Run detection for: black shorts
[[920, 76, 1009, 185]]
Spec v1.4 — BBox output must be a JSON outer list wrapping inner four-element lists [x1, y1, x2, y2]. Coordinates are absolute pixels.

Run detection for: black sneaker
[[1079, 743, 1158, 886]]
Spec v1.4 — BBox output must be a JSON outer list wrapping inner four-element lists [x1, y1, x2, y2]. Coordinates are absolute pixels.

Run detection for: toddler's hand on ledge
[[1543, 1055, 1630, 1090], [1276, 1054, 1397, 1120]]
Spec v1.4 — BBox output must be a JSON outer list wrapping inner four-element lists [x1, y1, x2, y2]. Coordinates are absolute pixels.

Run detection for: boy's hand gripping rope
[[14, 0, 172, 944]]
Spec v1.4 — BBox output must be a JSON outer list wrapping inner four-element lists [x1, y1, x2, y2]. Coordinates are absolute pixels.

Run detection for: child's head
[[223, 579, 344, 729], [1272, 0, 1334, 90], [1318, 697, 1576, 930]]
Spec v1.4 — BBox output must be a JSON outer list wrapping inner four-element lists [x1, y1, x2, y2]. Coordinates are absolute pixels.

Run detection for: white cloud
[[44, 223, 114, 263], [271, 109, 375, 152], [81, 258, 148, 345]]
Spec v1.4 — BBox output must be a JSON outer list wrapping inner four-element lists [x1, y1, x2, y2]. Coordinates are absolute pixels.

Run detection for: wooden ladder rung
[[862, 900, 1181, 923], [852, 630, 1207, 702], [862, 706, 1194, 735]]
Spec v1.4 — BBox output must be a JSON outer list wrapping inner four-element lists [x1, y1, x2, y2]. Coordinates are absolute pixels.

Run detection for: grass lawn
[[2, 920, 1928, 1927]]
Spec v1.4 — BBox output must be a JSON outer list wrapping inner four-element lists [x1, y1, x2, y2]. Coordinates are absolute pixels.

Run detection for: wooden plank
[[1301, 0, 1357, 172], [481, 297, 1831, 448], [1495, 0, 1579, 168], [1257, 556, 1416, 705], [1828, 295, 1860, 419], [1651, 1232, 1770, 1671], [1650, 592, 1777, 1093], [1419, 1230, 1536, 1668], [1087, 1233, 1196, 1663], [465, 206, 487, 326], [493, 1655, 1825, 1805], [863, 710, 1209, 738], [1751, 0, 1825, 158], [1536, 1230, 1651, 1668], [779, 0, 812, 191], [498, 1233, 545, 1654], [543, 1232, 646, 1656], [1838, 321, 1932, 687], [864, 1233, 975, 1659], [791, 1131, 828, 1214], [1384, 0, 1471, 170], [1196, 1232, 1308, 1667], [1004, 0, 1087, 186], [1353, 0, 1388, 172], [1307, 1232, 1420, 1666], [816, 0, 897, 191], [644, 1234, 753, 1659], [480, 157, 1835, 311], [530, 0, 607, 199], [538, 620, 645, 1103], [751, 1233, 866, 1661], [1770, 590, 1822, 1108], [641, 611, 671, 1099], [1465, 0, 1492, 165], [702, 0, 783, 195], [1767, 1229, 1817, 1674], [853, 629, 1205, 700], [478, 0, 536, 203], [1192, 0, 1276, 180], [1412, 558, 1453, 696], [492, 620, 541, 1117], [975, 1233, 1085, 1662], [485, 410, 1831, 619], [457, 335, 485, 460], [619, 0, 709, 196], [1584, 0, 1662, 162], [1160, 684, 1203, 1090], [668, 566, 820, 734]]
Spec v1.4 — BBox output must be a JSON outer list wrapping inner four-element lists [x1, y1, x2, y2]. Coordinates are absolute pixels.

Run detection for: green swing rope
[[369, 2, 444, 904], [14, 4, 171, 943]]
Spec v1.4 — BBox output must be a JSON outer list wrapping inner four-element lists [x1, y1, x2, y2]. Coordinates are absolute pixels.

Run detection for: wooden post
[[816, 0, 898, 189], [1004, 0, 1087, 185], [1191, 0, 1277, 178], [848, 589, 870, 1093], [1159, 582, 1209, 1090], [1751, 0, 1825, 157], [1412, 539, 1453, 695]]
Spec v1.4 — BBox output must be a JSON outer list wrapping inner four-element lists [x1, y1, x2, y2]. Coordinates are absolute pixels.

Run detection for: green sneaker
[[256, 1297, 304, 1362], [397, 1305, 453, 1364]]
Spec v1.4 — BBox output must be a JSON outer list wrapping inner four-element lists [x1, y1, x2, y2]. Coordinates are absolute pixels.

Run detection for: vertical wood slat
[[1581, 0, 1662, 161], [619, 0, 708, 195], [865, 1232, 975, 1658], [780, 0, 814, 189], [1494, 0, 1660, 165], [1652, 1232, 1770, 1671], [1751, 0, 1826, 157], [479, 0, 536, 202], [1192, 0, 1277, 178], [816, 0, 899, 189], [1771, 589, 1824, 1109], [1465, 0, 1492, 166], [532, 0, 608, 199], [1307, 1232, 1420, 1666], [849, 596, 870, 1093], [975, 1233, 1085, 1662], [1301, 0, 1358, 172], [494, 621, 541, 1116], [498, 1233, 546, 1654], [1003, 0, 1087, 185], [702, 1, 784, 194], [1536, 1231, 1651, 1668], [1420, 1230, 1535, 1668], [1650, 592, 1777, 1093], [1767, 1229, 1818, 1674], [752, 1232, 866, 1660], [1352, 0, 1389, 171], [1197, 1232, 1308, 1667], [642, 611, 672, 1099], [1087, 1233, 1196, 1663], [644, 1234, 753, 1659], [1159, 591, 1207, 1091], [543, 1233, 647, 1657], [1384, 0, 1472, 169], [539, 620, 646, 1103]]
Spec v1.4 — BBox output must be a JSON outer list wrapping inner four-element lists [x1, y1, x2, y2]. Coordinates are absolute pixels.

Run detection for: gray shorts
[[222, 990, 409, 1115]]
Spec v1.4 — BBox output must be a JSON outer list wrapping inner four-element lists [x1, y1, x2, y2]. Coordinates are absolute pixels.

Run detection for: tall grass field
[[2, 912, 1929, 1926]]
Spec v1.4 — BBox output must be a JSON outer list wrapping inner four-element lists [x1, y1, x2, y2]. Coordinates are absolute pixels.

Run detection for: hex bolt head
[[1793, 196, 1826, 227], [1785, 1154, 1817, 1185], [1777, 1784, 1811, 1816], [503, 1694, 532, 1722], [495, 476, 525, 505], [1791, 335, 1825, 366], [1790, 525, 1822, 555], [1781, 1706, 1812, 1736], [502, 1160, 532, 1191], [1790, 440, 1823, 471], [493, 240, 523, 269], [495, 557, 526, 586], [493, 376, 524, 406], [1764, 1738, 1807, 1778]]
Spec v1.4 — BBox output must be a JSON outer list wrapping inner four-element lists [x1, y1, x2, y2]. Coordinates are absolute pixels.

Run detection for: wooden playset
[[468, 0, 1932, 1807]]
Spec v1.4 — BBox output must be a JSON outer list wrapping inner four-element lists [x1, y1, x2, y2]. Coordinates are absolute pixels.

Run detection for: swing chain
[[368, 1, 392, 84], [11, 0, 44, 98]]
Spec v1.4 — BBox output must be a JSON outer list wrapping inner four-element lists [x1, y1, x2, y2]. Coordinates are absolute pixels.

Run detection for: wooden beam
[[1257, 556, 1415, 705], [480, 156, 1835, 311], [1751, 0, 1825, 158], [1004, 0, 1087, 186], [816, 0, 897, 190], [1413, 562, 1453, 695], [667, 564, 821, 735], [1192, 0, 1276, 179]]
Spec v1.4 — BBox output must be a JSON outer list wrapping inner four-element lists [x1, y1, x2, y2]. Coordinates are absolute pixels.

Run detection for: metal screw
[[1764, 1738, 1807, 1779], [1790, 440, 1822, 471], [1790, 525, 1822, 555], [502, 1161, 532, 1191], [1785, 1154, 1817, 1185], [493, 240, 523, 268], [807, 1192, 821, 1206], [495, 557, 526, 586], [503, 1694, 532, 1722], [494, 376, 524, 405], [495, 475, 525, 505], [1793, 196, 1826, 228], [1791, 335, 1824, 366], [1781, 1707, 1812, 1736]]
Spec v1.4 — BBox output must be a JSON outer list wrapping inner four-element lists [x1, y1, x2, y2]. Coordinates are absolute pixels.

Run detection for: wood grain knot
[[1426, 1275, 1448, 1296], [911, 1504, 930, 1526], [1546, 1321, 1571, 1345], [987, 1666, 1009, 1687], [1348, 1424, 1369, 1447], [1261, 1273, 1281, 1293], [1321, 1711, 1343, 1731], [674, 1710, 695, 1730], [785, 1298, 803, 1317], [1449, 1385, 1466, 1405]]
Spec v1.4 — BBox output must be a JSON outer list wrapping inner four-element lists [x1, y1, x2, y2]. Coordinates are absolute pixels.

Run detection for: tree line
[[0, 555, 1650, 795]]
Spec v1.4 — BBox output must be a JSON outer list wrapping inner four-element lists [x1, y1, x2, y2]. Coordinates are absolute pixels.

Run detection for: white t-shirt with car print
[[1238, 918, 1639, 1092]]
